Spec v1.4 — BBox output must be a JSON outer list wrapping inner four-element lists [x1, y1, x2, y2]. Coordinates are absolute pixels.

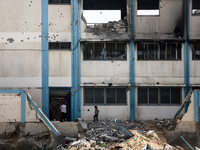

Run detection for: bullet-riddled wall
[[0, 0, 42, 107], [48, 5, 72, 87]]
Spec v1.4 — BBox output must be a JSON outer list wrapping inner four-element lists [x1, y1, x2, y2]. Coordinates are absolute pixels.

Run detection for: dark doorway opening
[[49, 87, 71, 121]]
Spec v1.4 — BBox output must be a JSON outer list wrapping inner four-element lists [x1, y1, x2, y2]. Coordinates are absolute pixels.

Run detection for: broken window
[[192, 0, 200, 15], [191, 42, 200, 60], [49, 42, 71, 50], [137, 0, 159, 15], [138, 87, 181, 105], [48, 0, 70, 4], [84, 87, 126, 105], [83, 42, 127, 60], [83, 0, 126, 25], [138, 42, 181, 60]]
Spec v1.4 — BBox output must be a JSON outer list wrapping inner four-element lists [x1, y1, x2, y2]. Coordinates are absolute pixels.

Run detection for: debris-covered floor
[[54, 119, 187, 150]]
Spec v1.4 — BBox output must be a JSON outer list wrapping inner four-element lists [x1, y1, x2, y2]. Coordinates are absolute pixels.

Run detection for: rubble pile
[[88, 20, 127, 33], [128, 119, 177, 132], [55, 120, 185, 150], [85, 121, 131, 143]]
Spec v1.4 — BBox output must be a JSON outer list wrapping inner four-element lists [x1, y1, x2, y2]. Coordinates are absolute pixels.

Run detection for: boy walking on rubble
[[93, 106, 100, 122]]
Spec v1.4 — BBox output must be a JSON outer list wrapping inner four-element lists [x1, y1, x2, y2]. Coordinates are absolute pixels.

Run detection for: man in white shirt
[[60, 103, 67, 122]]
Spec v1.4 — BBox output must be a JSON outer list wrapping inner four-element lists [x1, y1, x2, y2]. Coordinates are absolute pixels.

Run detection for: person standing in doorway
[[93, 106, 100, 122], [60, 103, 67, 122]]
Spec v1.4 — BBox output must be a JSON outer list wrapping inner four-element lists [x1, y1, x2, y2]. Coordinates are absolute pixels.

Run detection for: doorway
[[49, 87, 71, 121]]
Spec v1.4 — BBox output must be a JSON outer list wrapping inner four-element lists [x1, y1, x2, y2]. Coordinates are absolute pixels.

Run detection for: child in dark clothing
[[93, 106, 100, 122]]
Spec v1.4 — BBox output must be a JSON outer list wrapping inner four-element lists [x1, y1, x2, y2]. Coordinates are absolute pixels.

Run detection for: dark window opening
[[49, 0, 70, 4], [192, 42, 200, 60], [138, 87, 148, 104], [160, 88, 170, 104], [137, 0, 159, 15], [149, 88, 158, 104], [83, 0, 126, 25], [138, 42, 182, 60], [84, 87, 127, 105], [49, 42, 71, 50], [192, 0, 200, 15], [84, 42, 127, 60], [138, 87, 181, 105]]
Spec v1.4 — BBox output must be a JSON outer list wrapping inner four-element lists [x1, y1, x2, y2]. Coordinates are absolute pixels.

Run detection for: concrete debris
[[87, 19, 127, 33], [77, 118, 88, 130]]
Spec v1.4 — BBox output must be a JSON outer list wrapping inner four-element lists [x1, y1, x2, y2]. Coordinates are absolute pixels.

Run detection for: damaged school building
[[1, 0, 200, 123]]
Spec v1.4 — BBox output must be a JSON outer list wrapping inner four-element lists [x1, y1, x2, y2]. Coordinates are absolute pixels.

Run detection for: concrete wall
[[135, 44, 185, 85], [81, 44, 130, 84], [48, 5, 72, 87], [189, 0, 200, 39], [80, 42, 130, 120], [135, 0, 184, 37], [0, 0, 42, 106], [190, 45, 200, 85], [81, 89, 130, 121], [0, 93, 39, 122], [135, 87, 185, 120]]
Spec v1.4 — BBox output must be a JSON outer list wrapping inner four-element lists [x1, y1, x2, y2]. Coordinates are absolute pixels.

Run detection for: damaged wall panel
[[135, 0, 184, 40]]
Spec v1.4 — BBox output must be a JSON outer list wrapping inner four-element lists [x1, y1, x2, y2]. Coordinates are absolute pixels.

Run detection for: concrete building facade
[[0, 0, 200, 121]]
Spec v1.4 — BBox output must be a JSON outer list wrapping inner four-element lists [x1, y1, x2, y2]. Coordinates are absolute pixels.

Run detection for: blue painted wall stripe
[[41, 0, 49, 118], [0, 90, 24, 93], [184, 0, 190, 112], [76, 0, 81, 118], [193, 92, 199, 122], [71, 0, 75, 121], [71, 0, 81, 120], [21, 92, 26, 123], [130, 0, 135, 121]]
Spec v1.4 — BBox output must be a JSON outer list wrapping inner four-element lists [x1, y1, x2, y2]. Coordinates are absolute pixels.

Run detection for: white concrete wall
[[0, 0, 42, 106], [48, 5, 72, 87], [81, 89, 130, 120], [48, 5, 71, 42], [49, 51, 71, 87], [81, 44, 130, 84], [0, 93, 39, 122], [135, 0, 184, 34], [135, 44, 185, 85], [190, 45, 200, 85], [135, 87, 185, 120], [189, 0, 200, 39]]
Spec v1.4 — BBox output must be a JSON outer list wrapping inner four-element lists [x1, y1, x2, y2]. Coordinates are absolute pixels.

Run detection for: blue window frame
[[83, 42, 127, 60], [84, 87, 127, 105], [48, 0, 70, 4], [49, 42, 71, 50], [137, 42, 182, 60], [138, 87, 181, 105]]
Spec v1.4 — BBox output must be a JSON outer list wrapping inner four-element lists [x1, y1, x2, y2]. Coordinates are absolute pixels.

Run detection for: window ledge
[[135, 84, 185, 87], [81, 83, 131, 87]]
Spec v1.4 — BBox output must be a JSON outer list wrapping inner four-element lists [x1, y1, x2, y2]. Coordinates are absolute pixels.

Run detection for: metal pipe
[[180, 136, 194, 150]]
